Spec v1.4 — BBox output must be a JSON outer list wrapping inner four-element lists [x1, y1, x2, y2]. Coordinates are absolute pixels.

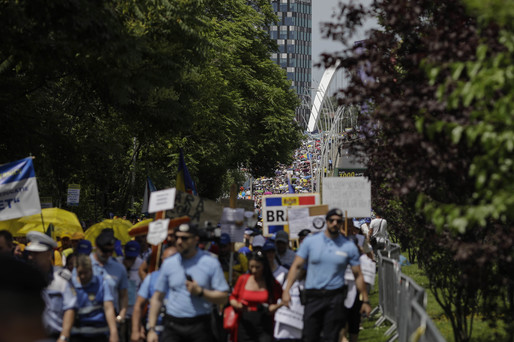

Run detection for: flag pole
[[40, 212, 46, 231]]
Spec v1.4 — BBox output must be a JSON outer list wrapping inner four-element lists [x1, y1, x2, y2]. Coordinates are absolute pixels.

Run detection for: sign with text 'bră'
[[262, 193, 320, 236]]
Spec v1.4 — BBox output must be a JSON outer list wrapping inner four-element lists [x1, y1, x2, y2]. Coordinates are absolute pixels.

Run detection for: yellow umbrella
[[15, 208, 83, 237], [85, 218, 132, 245], [129, 218, 153, 233], [0, 218, 26, 235]]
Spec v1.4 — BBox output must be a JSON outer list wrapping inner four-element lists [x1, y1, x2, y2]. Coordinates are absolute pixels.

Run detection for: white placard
[[220, 207, 245, 224], [67, 184, 80, 206], [275, 282, 304, 329], [322, 177, 371, 217], [220, 223, 245, 243], [287, 207, 310, 238], [147, 219, 170, 246], [149, 188, 176, 213], [360, 254, 376, 285]]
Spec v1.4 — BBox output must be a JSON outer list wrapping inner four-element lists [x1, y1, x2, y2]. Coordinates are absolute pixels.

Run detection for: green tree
[[323, 0, 514, 340]]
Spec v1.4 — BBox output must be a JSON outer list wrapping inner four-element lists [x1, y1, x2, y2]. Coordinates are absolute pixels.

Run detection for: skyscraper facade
[[269, 0, 312, 127]]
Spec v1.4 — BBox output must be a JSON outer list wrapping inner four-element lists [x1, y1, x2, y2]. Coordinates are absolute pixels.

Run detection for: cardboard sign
[[262, 193, 320, 236], [149, 188, 176, 213], [147, 219, 170, 246], [322, 177, 371, 218]]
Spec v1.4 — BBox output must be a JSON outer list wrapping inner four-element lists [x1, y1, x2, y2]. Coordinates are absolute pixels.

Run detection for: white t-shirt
[[370, 218, 388, 243]]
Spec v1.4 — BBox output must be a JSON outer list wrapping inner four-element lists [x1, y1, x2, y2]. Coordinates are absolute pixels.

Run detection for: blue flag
[[176, 149, 197, 195], [141, 177, 157, 214]]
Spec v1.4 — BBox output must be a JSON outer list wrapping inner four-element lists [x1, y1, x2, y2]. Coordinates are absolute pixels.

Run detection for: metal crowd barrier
[[395, 274, 427, 342], [407, 300, 446, 342], [372, 240, 446, 342]]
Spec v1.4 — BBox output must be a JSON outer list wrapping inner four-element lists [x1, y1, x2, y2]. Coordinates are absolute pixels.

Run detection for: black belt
[[165, 314, 210, 325], [305, 285, 347, 297]]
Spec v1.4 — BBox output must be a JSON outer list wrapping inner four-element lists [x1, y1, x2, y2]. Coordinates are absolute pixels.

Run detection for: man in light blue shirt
[[147, 223, 229, 342], [90, 229, 128, 324], [282, 208, 371, 342]]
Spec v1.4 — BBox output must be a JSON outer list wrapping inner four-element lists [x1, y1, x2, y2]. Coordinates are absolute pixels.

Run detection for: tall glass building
[[269, 0, 312, 127]]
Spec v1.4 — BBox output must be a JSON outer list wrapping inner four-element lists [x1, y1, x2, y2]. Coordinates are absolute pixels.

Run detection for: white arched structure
[[307, 60, 341, 132]]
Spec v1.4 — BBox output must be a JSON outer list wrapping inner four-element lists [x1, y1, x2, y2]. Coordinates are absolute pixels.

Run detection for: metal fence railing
[[396, 274, 427, 342], [407, 300, 446, 342], [372, 240, 446, 342]]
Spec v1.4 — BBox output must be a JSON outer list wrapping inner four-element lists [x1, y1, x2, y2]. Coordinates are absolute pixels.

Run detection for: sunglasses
[[175, 235, 193, 242], [328, 218, 343, 224], [100, 248, 114, 254]]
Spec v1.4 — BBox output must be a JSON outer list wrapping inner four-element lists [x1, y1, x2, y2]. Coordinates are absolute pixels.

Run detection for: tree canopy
[[0, 0, 302, 219], [323, 0, 513, 340]]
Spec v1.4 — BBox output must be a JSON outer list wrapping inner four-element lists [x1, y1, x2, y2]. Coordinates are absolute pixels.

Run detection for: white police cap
[[26, 231, 57, 252]]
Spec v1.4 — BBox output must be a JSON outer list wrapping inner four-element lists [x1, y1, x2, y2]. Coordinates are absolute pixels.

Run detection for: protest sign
[[147, 219, 170, 246], [67, 184, 80, 206], [322, 177, 371, 218], [149, 188, 176, 213], [287, 204, 328, 238], [262, 193, 320, 236]]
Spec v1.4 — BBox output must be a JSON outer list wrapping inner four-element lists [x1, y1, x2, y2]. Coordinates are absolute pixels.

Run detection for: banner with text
[[0, 157, 42, 221]]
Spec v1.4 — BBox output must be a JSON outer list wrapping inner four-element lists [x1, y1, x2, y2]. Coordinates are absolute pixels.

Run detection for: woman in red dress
[[229, 250, 283, 342]]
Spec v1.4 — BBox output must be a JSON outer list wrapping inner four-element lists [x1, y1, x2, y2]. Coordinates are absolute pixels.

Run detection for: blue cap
[[365, 217, 371, 223], [77, 239, 92, 255], [238, 246, 251, 256], [124, 240, 140, 258], [262, 240, 276, 252], [219, 233, 231, 245]]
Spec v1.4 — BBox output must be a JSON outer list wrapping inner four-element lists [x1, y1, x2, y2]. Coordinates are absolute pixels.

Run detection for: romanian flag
[[176, 149, 197, 195]]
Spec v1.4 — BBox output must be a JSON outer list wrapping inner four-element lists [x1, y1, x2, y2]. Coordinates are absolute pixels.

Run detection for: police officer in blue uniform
[[281, 209, 372, 342], [147, 223, 230, 342], [90, 229, 129, 324], [26, 231, 77, 342], [72, 254, 119, 342]]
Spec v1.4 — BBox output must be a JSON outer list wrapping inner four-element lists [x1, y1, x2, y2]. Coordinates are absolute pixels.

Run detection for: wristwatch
[[59, 336, 69, 341], [362, 300, 371, 305], [116, 315, 125, 323], [198, 287, 204, 297], [148, 326, 157, 333]]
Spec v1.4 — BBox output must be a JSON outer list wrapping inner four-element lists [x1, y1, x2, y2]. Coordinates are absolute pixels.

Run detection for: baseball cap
[[25, 231, 57, 252], [71, 232, 85, 240], [95, 228, 116, 247], [262, 240, 276, 252], [77, 239, 92, 255], [219, 233, 231, 245], [298, 229, 311, 238], [238, 246, 251, 256], [326, 208, 344, 220], [124, 240, 140, 258], [275, 230, 289, 243], [60, 233, 72, 240], [177, 223, 199, 236], [252, 235, 265, 248]]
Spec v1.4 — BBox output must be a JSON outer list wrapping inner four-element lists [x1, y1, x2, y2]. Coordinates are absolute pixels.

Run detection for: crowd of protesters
[[0, 205, 384, 342], [0, 135, 390, 342]]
